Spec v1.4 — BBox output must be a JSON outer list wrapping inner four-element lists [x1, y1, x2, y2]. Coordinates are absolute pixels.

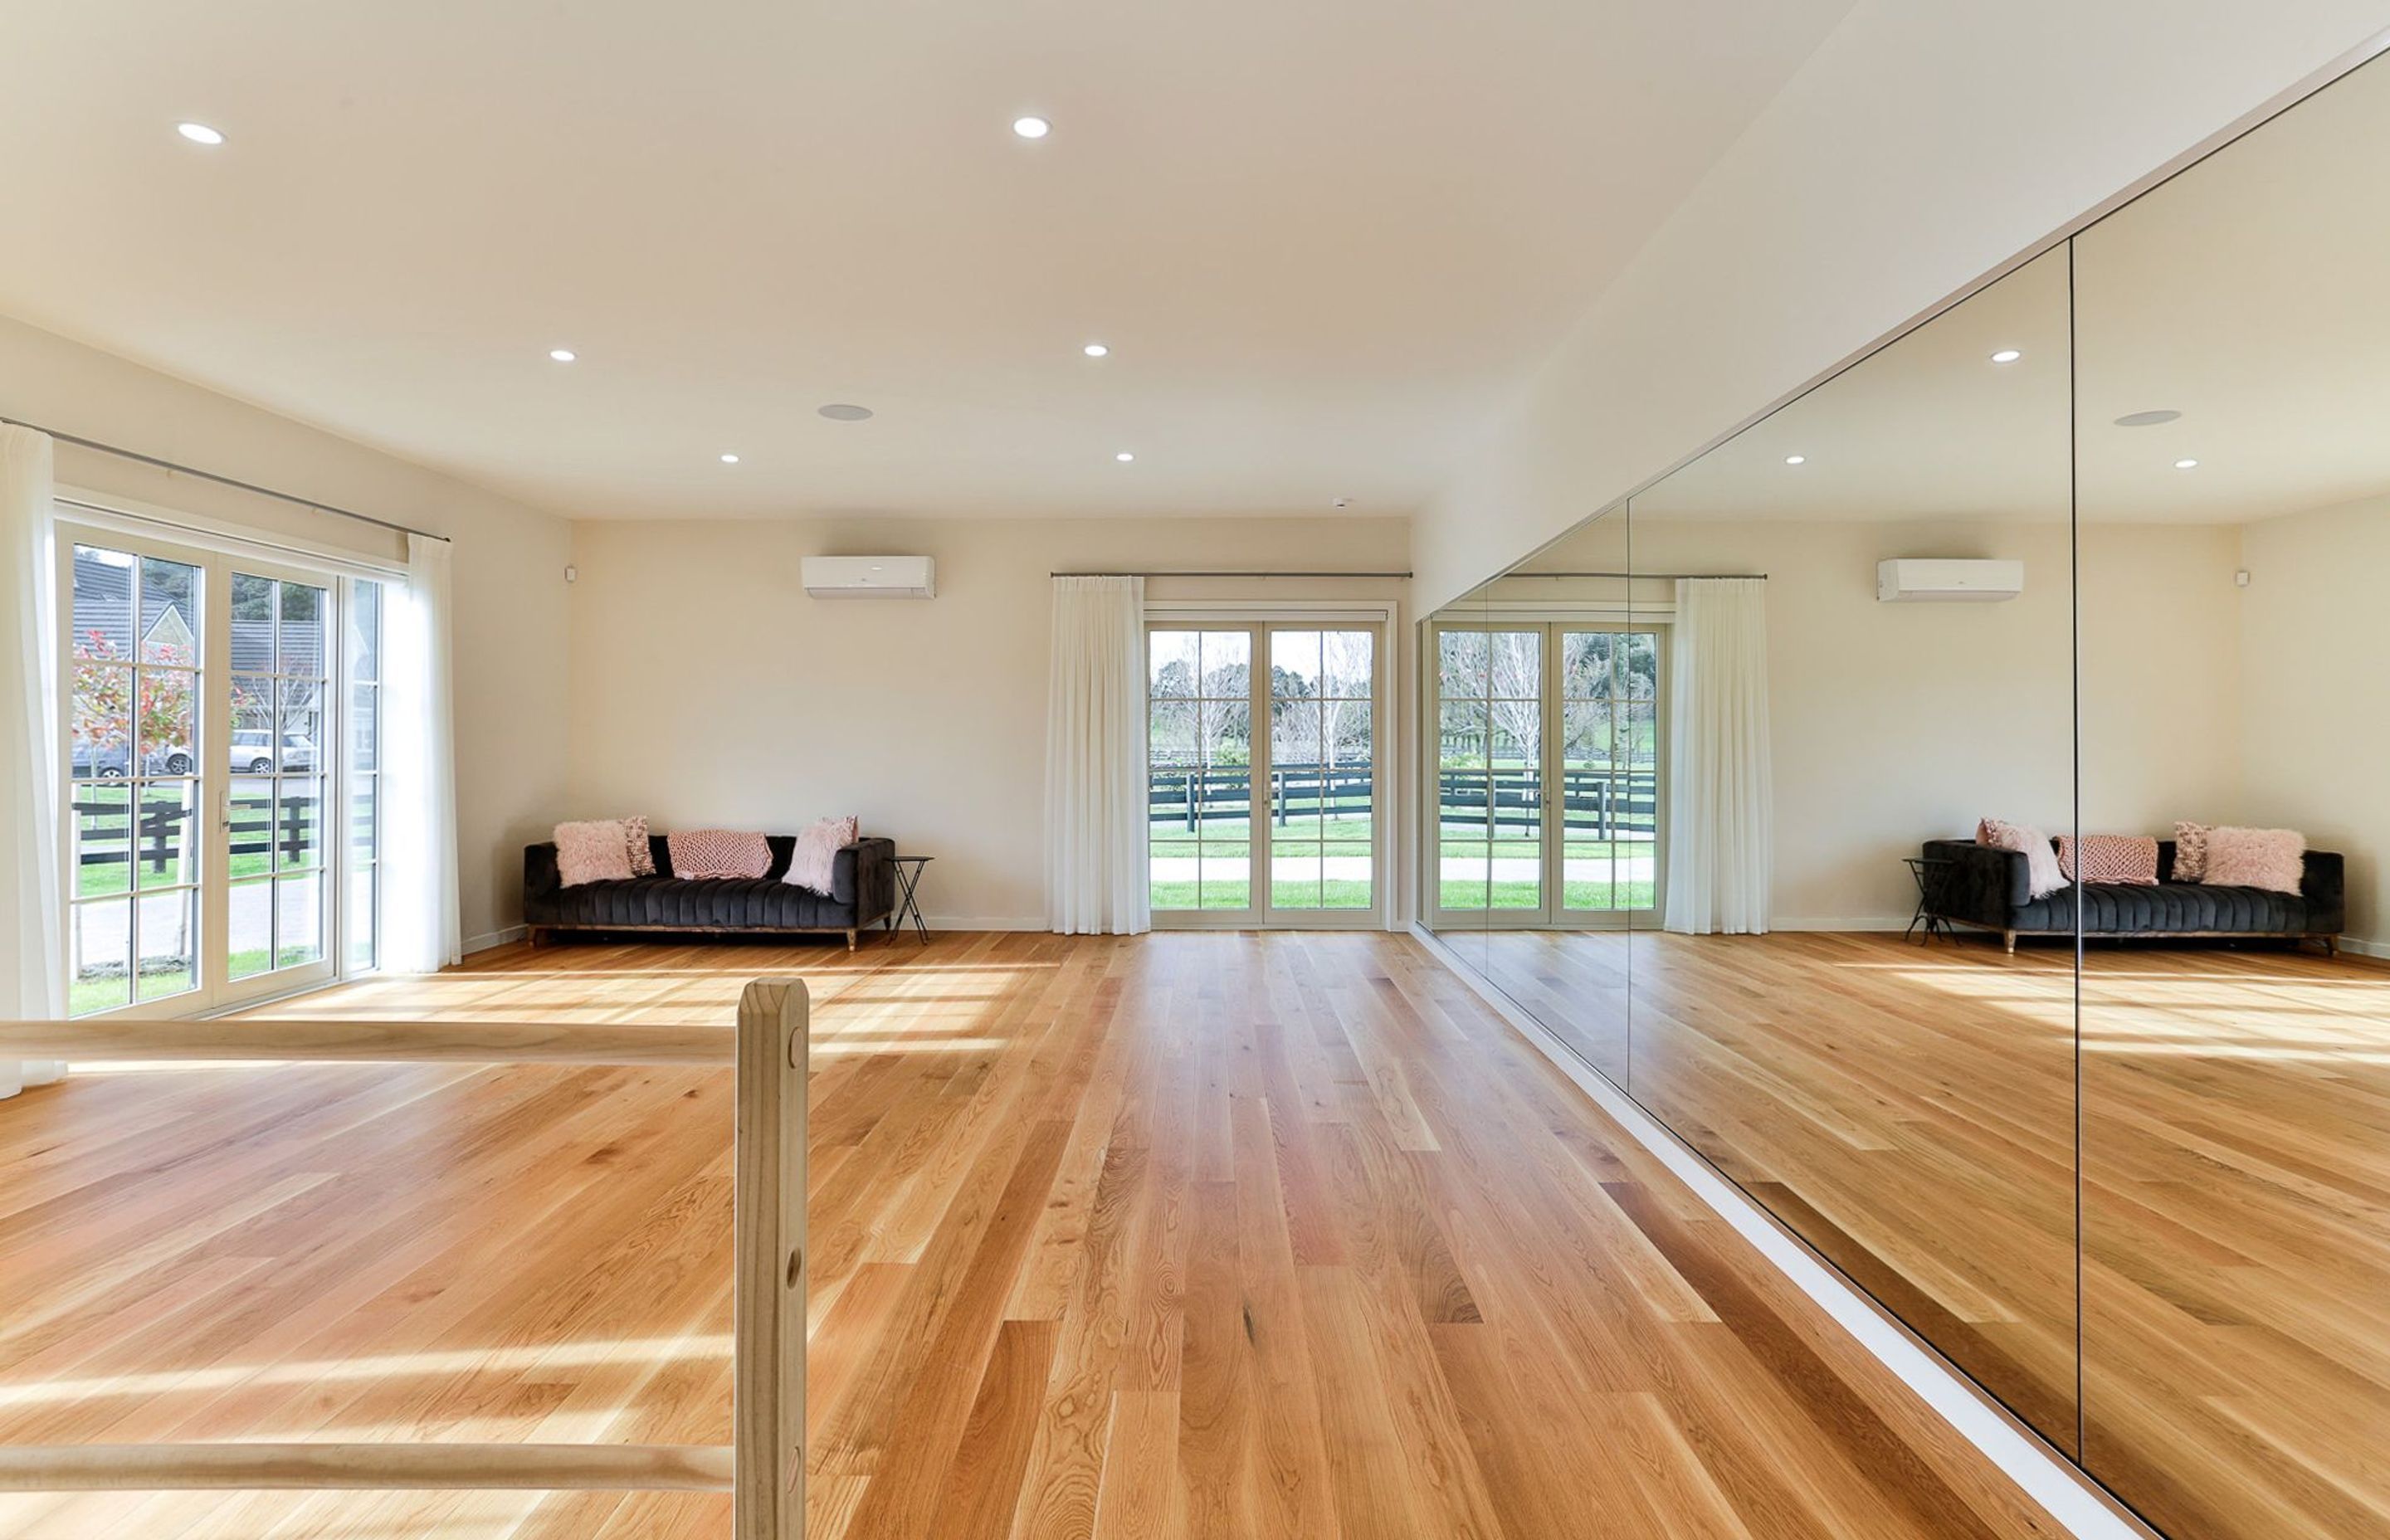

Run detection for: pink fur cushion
[[2058, 834, 2158, 885], [667, 828, 773, 880], [787, 815, 860, 895], [2200, 826, 2306, 894], [1978, 817, 2068, 899], [554, 819, 635, 887], [2172, 821, 2212, 882]]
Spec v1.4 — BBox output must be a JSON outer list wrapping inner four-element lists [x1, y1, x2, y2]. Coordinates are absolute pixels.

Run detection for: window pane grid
[[70, 545, 203, 1013]]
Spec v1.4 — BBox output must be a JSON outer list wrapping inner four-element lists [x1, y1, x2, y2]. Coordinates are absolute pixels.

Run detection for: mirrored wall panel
[[1424, 51, 2390, 1536], [2076, 51, 2390, 1540]]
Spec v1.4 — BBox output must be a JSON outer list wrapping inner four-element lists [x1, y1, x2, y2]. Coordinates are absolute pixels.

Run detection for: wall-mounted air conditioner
[[802, 556, 935, 598], [1875, 558, 2023, 602]]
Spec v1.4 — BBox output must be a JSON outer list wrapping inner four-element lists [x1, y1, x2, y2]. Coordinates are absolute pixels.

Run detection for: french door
[[61, 524, 383, 1016], [1432, 620, 1665, 928], [1147, 621, 1384, 927]]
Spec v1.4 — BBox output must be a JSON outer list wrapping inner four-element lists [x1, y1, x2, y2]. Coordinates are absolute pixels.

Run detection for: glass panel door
[[222, 564, 336, 1000], [66, 543, 206, 1015], [1435, 620, 1661, 927], [1265, 629, 1377, 916], [1150, 619, 1384, 926], [1148, 628, 1255, 918], [1558, 626, 1662, 923], [1435, 626, 1544, 919]]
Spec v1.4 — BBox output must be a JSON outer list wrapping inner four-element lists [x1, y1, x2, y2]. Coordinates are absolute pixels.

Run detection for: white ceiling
[[0, 0, 1858, 521], [1625, 48, 2390, 533]]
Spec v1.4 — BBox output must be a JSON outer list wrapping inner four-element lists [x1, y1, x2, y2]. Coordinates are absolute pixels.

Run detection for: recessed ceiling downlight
[[2114, 409, 2183, 427], [2174, 458, 2200, 470], [1115, 451, 1135, 463], [719, 453, 740, 464], [176, 122, 225, 146], [1783, 454, 1807, 465], [1012, 116, 1051, 139], [1989, 348, 2023, 364], [1083, 343, 1110, 358], [818, 404, 873, 422], [548, 348, 577, 363]]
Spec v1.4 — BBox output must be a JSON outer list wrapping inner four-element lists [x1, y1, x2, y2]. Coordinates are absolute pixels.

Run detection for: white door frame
[[1145, 601, 1398, 932], [56, 509, 384, 1018], [1424, 612, 1670, 932]]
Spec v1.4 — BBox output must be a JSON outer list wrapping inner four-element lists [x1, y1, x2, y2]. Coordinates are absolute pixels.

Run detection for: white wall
[[1489, 516, 2244, 925], [2236, 494, 2390, 947], [565, 516, 1412, 928], [2, 313, 574, 948], [1416, 2, 2388, 612]]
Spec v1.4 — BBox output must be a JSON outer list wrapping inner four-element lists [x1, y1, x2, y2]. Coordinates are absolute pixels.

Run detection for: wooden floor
[[0, 931, 2071, 1540], [1474, 927, 2390, 1540]]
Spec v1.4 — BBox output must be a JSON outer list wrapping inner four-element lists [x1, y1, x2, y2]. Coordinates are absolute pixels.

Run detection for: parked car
[[71, 743, 129, 779], [230, 730, 317, 773]]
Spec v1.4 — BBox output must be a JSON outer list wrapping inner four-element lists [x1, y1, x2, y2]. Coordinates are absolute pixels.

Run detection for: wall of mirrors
[[1423, 49, 2390, 1540]]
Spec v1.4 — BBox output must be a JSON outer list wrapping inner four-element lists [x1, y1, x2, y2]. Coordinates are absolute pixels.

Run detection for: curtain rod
[[4, 414, 451, 545], [1051, 568, 1411, 578], [1509, 571, 1767, 580]]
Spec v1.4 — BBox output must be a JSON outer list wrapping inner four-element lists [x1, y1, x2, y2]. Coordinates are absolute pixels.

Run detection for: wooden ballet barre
[[0, 979, 807, 1539], [0, 1017, 737, 1065], [0, 1441, 735, 1492]]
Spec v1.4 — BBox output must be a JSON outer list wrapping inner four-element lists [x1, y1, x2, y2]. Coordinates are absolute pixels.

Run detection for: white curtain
[[383, 532, 461, 972], [1663, 577, 1773, 935], [1044, 576, 1150, 935], [1, 426, 68, 1094]]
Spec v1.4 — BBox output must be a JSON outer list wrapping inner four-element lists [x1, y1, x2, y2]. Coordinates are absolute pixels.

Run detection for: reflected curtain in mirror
[[1661, 577, 1771, 934]]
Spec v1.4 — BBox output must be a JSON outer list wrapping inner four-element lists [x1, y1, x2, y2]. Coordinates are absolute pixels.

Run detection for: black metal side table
[[1904, 855, 1954, 943], [890, 855, 934, 943]]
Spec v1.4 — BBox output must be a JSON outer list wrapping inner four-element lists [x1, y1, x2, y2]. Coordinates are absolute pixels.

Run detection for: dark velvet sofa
[[523, 834, 896, 949], [1921, 837, 2344, 953]]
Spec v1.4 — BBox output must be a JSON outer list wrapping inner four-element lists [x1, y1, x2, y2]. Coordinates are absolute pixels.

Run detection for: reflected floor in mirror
[[1480, 930, 2080, 1447], [2082, 948, 2390, 1540], [1480, 927, 2390, 1537]]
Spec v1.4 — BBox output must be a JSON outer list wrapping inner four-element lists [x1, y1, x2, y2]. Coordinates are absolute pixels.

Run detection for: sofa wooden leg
[[846, 928, 858, 952], [526, 926, 546, 950], [2002, 929, 2017, 954]]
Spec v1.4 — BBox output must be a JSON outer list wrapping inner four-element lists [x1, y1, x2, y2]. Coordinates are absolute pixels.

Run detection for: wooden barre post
[[734, 978, 808, 1540], [0, 1442, 734, 1492], [0, 1019, 737, 1066]]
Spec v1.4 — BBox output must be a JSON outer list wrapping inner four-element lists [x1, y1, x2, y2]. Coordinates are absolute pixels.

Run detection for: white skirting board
[[1407, 922, 2159, 1540]]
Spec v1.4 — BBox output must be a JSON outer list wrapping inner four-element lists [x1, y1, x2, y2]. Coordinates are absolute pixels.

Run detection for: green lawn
[[71, 945, 318, 1016]]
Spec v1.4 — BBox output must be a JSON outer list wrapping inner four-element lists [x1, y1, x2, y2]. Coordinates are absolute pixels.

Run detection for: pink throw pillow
[[668, 829, 773, 880], [1978, 817, 2067, 899], [2058, 835, 2158, 885], [2172, 821, 2212, 882], [2201, 826, 2306, 894], [555, 820, 635, 887], [623, 814, 656, 876], [787, 815, 860, 894]]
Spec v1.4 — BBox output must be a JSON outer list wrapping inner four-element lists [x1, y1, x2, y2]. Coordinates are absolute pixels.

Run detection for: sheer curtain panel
[[1663, 577, 1773, 935], [383, 533, 461, 972], [1, 425, 68, 1094], [1045, 576, 1150, 934]]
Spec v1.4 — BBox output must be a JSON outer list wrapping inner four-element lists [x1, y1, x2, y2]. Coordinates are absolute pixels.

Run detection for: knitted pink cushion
[[2058, 834, 2159, 885], [667, 828, 772, 880]]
